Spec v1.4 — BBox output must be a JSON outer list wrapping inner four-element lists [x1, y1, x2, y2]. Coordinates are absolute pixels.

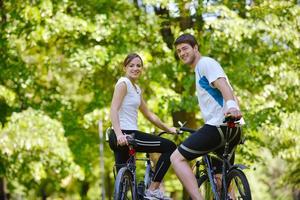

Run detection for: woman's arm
[[110, 82, 129, 146], [139, 97, 176, 133]]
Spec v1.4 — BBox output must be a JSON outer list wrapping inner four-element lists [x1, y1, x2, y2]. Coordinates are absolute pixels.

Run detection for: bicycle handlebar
[[223, 114, 240, 123], [179, 127, 196, 133], [125, 131, 171, 147], [157, 131, 168, 136], [126, 136, 137, 147], [178, 115, 240, 134], [223, 115, 241, 128]]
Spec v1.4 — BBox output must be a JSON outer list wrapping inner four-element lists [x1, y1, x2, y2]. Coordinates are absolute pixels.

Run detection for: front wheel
[[114, 167, 135, 200], [225, 169, 251, 200]]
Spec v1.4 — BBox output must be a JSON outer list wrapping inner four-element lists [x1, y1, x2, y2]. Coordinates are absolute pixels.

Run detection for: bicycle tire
[[114, 167, 135, 200], [226, 169, 251, 200], [144, 163, 153, 189]]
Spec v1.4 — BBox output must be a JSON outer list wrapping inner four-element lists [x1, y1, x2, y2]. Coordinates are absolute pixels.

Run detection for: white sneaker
[[144, 189, 172, 200]]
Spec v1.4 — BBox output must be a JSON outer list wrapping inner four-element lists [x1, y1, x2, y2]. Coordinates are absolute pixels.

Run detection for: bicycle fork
[[222, 126, 234, 199], [204, 156, 221, 200], [127, 145, 139, 200]]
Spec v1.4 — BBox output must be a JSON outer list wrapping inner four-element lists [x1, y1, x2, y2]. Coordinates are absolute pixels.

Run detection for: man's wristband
[[226, 100, 239, 109]]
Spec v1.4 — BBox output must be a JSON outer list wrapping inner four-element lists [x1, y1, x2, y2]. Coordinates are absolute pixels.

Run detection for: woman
[[109, 53, 177, 200]]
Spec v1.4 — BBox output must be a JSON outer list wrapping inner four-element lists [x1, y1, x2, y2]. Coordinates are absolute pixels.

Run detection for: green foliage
[[261, 112, 300, 187], [0, 108, 83, 196], [0, 85, 18, 125], [0, 0, 299, 198], [201, 1, 300, 192], [0, 85, 17, 107]]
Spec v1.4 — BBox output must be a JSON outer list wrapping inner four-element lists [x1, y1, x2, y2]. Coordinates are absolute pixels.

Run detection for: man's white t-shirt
[[115, 77, 141, 130], [195, 56, 242, 126]]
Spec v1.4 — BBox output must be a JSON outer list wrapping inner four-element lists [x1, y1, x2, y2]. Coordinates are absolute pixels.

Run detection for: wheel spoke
[[114, 168, 135, 200], [226, 169, 251, 200]]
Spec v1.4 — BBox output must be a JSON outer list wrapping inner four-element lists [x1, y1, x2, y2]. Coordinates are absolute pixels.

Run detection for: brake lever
[[178, 121, 187, 127], [176, 121, 187, 135]]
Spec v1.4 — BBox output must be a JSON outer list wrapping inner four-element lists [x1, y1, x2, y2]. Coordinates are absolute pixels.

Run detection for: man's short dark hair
[[174, 33, 198, 48]]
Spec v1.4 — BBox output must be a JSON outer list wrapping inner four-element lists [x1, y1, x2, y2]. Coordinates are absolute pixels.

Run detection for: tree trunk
[[0, 177, 7, 200], [172, 111, 197, 129], [0, 0, 6, 23], [106, 173, 113, 200], [80, 181, 89, 199], [41, 187, 47, 200], [293, 187, 300, 200], [154, 6, 174, 49]]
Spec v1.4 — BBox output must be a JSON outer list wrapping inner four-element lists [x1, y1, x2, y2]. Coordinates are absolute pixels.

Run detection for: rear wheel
[[114, 167, 135, 200], [226, 169, 251, 200]]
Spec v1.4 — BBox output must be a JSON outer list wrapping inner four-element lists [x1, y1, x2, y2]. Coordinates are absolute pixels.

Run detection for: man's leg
[[171, 149, 203, 200], [172, 125, 224, 200]]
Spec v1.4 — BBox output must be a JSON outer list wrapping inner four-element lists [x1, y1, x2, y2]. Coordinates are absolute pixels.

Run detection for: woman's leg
[[131, 131, 177, 189], [108, 130, 130, 172]]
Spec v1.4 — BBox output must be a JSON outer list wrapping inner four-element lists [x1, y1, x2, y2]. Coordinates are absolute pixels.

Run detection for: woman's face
[[124, 57, 143, 81]]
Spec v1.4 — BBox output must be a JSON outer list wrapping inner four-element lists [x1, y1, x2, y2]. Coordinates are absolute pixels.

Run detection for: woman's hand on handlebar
[[167, 127, 177, 134], [116, 134, 129, 146]]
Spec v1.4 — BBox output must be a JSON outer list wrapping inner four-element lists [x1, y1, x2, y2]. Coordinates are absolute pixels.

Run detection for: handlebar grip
[[180, 127, 196, 133], [223, 115, 240, 123], [126, 136, 137, 146], [158, 131, 168, 137]]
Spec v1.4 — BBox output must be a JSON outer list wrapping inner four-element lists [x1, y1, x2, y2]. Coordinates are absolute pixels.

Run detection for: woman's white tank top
[[115, 77, 141, 130]]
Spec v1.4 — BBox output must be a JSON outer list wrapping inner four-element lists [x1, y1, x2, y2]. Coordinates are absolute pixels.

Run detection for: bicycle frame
[[125, 144, 139, 200], [143, 153, 154, 189], [203, 155, 221, 200], [181, 119, 248, 200], [113, 137, 156, 200]]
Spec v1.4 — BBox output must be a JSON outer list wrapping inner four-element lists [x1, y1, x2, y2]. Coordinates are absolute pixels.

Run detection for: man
[[170, 33, 243, 200]]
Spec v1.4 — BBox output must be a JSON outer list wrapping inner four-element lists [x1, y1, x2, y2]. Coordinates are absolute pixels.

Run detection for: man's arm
[[212, 77, 242, 119]]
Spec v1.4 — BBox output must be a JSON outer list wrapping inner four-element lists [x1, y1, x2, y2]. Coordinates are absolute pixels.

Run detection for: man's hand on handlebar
[[225, 107, 242, 121]]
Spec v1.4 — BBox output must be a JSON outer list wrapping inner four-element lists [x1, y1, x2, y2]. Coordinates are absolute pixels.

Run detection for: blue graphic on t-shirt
[[199, 76, 223, 107]]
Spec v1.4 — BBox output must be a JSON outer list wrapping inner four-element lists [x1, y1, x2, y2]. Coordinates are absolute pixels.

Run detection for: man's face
[[176, 43, 197, 65]]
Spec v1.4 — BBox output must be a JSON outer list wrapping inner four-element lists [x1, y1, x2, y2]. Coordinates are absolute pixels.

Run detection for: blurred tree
[[0, 0, 299, 199], [0, 108, 84, 198]]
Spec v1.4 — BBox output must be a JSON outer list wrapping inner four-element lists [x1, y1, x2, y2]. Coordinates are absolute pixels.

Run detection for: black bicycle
[[113, 132, 168, 200], [179, 117, 252, 200]]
